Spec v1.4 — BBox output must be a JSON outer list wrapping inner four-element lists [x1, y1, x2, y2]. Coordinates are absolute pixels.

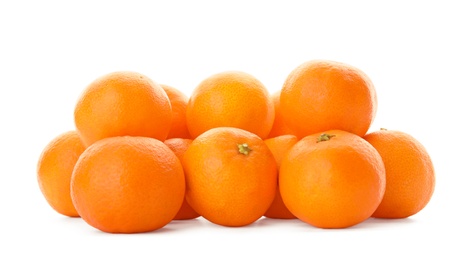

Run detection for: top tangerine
[[186, 71, 275, 139], [280, 60, 377, 138], [74, 71, 172, 146]]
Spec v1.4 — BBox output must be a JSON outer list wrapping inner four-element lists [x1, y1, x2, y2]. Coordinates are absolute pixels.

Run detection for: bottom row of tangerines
[[37, 126, 435, 233]]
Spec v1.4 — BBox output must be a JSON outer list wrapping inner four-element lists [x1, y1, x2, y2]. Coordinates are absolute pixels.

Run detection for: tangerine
[[364, 129, 435, 218], [186, 71, 274, 139], [71, 136, 185, 233], [74, 71, 172, 146], [182, 127, 277, 227], [37, 131, 85, 217], [280, 60, 377, 138], [279, 130, 386, 228]]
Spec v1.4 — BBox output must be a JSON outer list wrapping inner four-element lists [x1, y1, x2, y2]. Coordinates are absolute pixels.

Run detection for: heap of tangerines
[[37, 60, 435, 233]]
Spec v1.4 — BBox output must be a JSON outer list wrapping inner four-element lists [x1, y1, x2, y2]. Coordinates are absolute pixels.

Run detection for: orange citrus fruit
[[279, 130, 386, 228], [186, 71, 275, 139], [267, 91, 296, 138], [71, 136, 185, 233], [280, 60, 377, 138], [74, 71, 172, 146], [182, 127, 277, 227], [164, 138, 200, 220], [364, 129, 435, 218], [37, 131, 85, 217], [263, 135, 298, 219], [161, 84, 192, 139]]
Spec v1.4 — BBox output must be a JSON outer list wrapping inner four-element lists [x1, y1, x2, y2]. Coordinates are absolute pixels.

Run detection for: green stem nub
[[238, 143, 252, 155], [380, 128, 388, 131], [316, 133, 336, 143]]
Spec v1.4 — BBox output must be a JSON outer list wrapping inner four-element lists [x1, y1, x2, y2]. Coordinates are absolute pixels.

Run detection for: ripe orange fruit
[[71, 136, 185, 233], [267, 91, 296, 138], [280, 60, 377, 138], [161, 84, 192, 139], [37, 131, 85, 217], [182, 127, 278, 227], [186, 71, 275, 139], [364, 129, 435, 218], [263, 135, 298, 219], [279, 130, 386, 228], [74, 71, 172, 146], [164, 138, 200, 220]]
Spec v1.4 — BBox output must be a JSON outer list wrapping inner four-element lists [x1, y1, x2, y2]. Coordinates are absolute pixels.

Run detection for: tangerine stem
[[316, 133, 336, 143], [238, 143, 252, 155]]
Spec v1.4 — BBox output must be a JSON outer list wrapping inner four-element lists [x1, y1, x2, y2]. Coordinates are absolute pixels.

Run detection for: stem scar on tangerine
[[316, 133, 336, 143], [238, 143, 252, 155]]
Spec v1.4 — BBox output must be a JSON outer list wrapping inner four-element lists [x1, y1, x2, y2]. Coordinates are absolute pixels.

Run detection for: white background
[[1, 0, 472, 259]]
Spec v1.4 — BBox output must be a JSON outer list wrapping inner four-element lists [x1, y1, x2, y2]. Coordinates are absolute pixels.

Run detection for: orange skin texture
[[186, 71, 275, 139], [164, 138, 200, 220], [279, 130, 386, 228], [74, 71, 172, 146], [71, 136, 185, 233], [263, 135, 298, 219], [37, 131, 85, 217], [161, 84, 192, 139], [280, 60, 377, 138], [364, 130, 435, 218], [182, 127, 278, 227], [267, 91, 297, 138]]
